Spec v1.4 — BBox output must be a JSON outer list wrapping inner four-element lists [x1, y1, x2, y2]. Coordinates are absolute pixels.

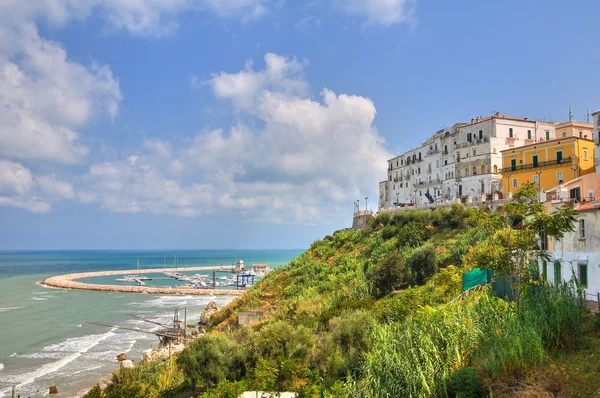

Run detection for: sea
[[0, 250, 302, 398]]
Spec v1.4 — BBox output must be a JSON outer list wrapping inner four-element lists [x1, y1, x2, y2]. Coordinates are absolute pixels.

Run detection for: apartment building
[[378, 113, 555, 210], [500, 136, 596, 196], [554, 120, 594, 139]]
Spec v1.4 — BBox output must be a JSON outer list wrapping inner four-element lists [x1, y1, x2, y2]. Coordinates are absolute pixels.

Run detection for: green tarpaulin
[[462, 268, 488, 291], [462, 268, 515, 301]]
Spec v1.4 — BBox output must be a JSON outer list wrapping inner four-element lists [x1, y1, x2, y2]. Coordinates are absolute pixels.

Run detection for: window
[[579, 263, 588, 286], [493, 147, 497, 154], [444, 145, 448, 154], [418, 153, 422, 161], [556, 150, 563, 164], [511, 158, 517, 171], [467, 133, 472, 142], [554, 261, 561, 285], [473, 149, 476, 156], [579, 219, 585, 239], [444, 160, 448, 165], [473, 167, 477, 175], [493, 165, 498, 173], [457, 154, 461, 163], [481, 166, 486, 174], [458, 170, 461, 178], [512, 178, 518, 188], [400, 183, 403, 188], [584, 149, 588, 161], [589, 190, 594, 201], [546, 131, 550, 140], [579, 131, 583, 138], [509, 128, 514, 137], [527, 130, 532, 139], [436, 160, 439, 168], [401, 159, 403, 165], [465, 168, 469, 177], [480, 181, 485, 194], [557, 172, 563, 182], [479, 130, 483, 139], [533, 174, 539, 185]]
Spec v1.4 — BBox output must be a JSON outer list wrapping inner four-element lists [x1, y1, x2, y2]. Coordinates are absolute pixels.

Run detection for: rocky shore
[[41, 267, 244, 296]]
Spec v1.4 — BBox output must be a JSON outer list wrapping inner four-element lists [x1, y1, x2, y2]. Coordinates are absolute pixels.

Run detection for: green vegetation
[[87, 183, 598, 398]]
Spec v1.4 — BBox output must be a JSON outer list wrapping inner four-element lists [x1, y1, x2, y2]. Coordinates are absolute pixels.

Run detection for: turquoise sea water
[[0, 250, 302, 398]]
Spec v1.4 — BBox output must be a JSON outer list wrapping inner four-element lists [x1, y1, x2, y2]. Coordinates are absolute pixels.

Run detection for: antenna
[[587, 109, 591, 123], [569, 106, 573, 122]]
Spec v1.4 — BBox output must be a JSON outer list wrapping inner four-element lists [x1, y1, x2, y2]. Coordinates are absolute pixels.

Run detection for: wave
[[31, 297, 48, 301], [0, 363, 3, 370], [0, 307, 23, 312], [8, 353, 17, 358], [1, 329, 116, 389]]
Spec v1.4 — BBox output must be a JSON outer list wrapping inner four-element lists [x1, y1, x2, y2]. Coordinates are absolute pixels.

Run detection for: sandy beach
[[41, 266, 245, 296]]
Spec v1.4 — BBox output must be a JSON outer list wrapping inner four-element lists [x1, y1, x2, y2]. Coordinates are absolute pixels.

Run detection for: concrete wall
[[238, 311, 262, 326], [352, 213, 373, 229]]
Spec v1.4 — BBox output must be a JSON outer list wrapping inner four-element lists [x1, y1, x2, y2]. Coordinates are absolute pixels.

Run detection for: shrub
[[370, 212, 392, 229], [447, 367, 485, 398], [408, 243, 438, 284], [397, 222, 430, 248], [372, 250, 408, 297], [177, 335, 247, 389], [381, 225, 397, 240]]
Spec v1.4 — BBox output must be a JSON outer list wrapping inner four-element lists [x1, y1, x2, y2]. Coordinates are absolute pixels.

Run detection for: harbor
[[41, 260, 270, 295]]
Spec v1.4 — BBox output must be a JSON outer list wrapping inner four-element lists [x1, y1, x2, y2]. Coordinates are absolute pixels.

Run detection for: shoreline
[[40, 266, 245, 296]]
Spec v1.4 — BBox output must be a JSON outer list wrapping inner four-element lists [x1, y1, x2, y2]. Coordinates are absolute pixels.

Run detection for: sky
[[0, 0, 598, 250]]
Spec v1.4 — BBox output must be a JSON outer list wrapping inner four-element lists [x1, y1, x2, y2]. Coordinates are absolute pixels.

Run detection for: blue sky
[[0, 0, 598, 250]]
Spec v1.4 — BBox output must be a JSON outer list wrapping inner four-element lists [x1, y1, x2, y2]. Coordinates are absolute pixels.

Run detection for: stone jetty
[[41, 266, 244, 296]]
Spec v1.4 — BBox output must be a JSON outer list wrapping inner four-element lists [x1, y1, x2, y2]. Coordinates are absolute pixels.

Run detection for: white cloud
[[333, 0, 416, 26], [0, 0, 272, 37], [0, 160, 52, 213], [0, 21, 122, 164], [0, 160, 35, 195], [79, 53, 391, 223], [37, 175, 75, 199]]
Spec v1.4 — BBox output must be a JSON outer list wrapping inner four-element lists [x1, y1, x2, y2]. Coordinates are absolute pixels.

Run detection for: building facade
[[554, 121, 594, 140], [544, 190, 600, 300], [378, 113, 555, 210], [500, 136, 596, 196]]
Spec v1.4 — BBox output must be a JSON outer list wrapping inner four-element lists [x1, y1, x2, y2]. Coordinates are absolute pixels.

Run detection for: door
[[556, 151, 563, 164], [458, 185, 462, 196], [532, 155, 538, 168], [511, 158, 517, 171]]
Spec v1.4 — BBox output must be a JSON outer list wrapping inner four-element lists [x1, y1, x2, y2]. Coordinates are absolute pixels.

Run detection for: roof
[[576, 201, 600, 212], [500, 136, 594, 153], [554, 121, 594, 128], [464, 113, 541, 127], [592, 109, 600, 116]]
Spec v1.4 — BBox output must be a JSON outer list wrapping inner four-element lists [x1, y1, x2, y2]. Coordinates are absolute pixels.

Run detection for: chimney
[[495, 112, 500, 116], [471, 118, 475, 124]]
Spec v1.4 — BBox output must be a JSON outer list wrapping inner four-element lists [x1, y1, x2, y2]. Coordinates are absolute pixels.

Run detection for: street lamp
[[396, 192, 400, 207], [454, 182, 459, 199], [365, 197, 368, 213], [413, 189, 417, 204]]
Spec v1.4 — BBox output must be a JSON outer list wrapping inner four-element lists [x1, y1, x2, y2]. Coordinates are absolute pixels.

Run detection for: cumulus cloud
[[79, 54, 391, 222], [0, 21, 122, 164], [0, 0, 272, 37], [334, 0, 416, 27], [0, 160, 53, 213], [37, 176, 75, 199]]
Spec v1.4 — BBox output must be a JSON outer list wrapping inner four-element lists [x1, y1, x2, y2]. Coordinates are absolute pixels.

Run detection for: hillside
[[85, 185, 600, 398]]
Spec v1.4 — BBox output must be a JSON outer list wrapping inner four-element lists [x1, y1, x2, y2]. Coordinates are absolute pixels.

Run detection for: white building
[[378, 113, 555, 210], [545, 194, 600, 301]]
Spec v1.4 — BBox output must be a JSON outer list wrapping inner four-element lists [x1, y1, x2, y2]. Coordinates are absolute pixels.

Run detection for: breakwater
[[41, 266, 244, 296]]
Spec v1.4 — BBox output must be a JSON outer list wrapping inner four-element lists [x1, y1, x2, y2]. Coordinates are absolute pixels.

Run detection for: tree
[[373, 250, 409, 297], [408, 244, 439, 284], [397, 222, 430, 248], [464, 183, 576, 300]]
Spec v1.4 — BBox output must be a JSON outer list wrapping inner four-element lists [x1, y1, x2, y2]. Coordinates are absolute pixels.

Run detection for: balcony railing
[[501, 157, 573, 173]]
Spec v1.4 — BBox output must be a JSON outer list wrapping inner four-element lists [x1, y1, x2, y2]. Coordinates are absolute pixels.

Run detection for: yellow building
[[501, 136, 596, 196], [554, 121, 594, 140]]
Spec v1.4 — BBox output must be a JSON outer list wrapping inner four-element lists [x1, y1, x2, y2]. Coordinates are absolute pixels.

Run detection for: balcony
[[427, 148, 440, 156], [501, 157, 573, 173]]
